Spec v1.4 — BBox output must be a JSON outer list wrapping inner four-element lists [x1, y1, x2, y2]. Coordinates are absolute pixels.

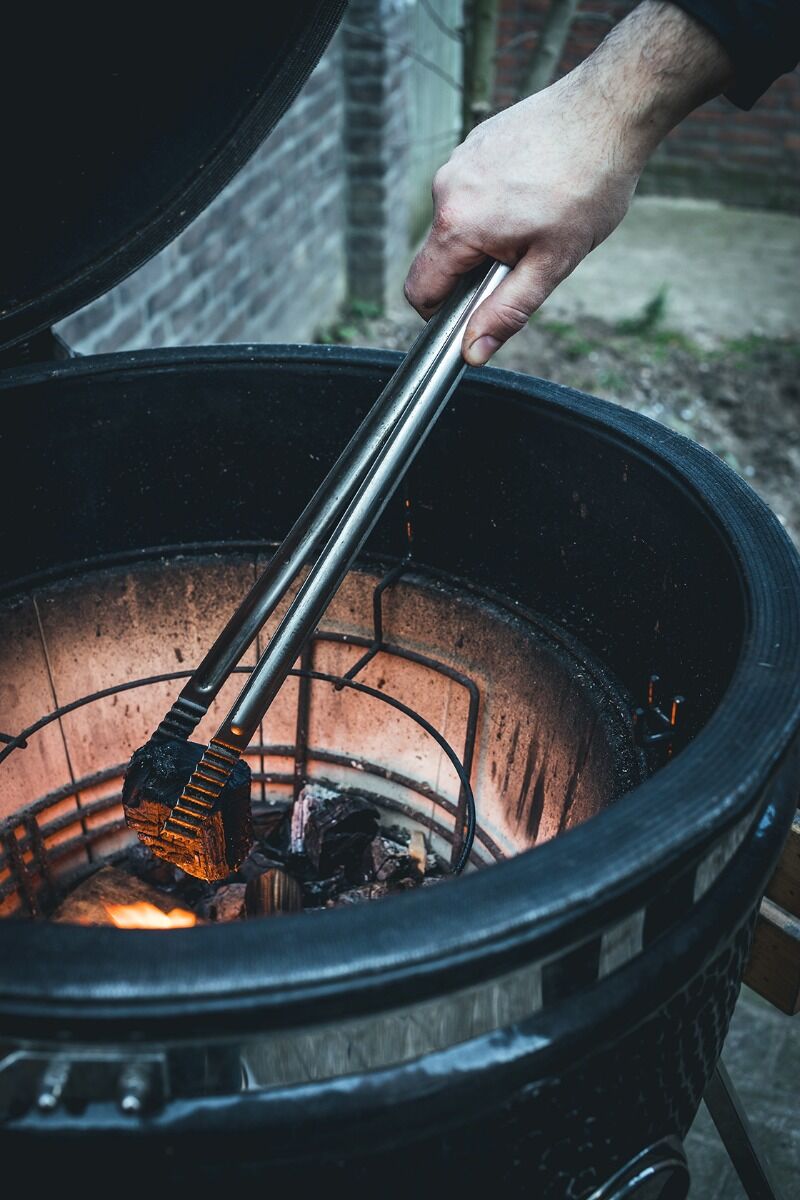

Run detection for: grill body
[[0, 346, 798, 1195]]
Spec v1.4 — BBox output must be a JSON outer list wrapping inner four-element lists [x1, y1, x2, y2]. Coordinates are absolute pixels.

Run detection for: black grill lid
[[0, 5, 346, 353]]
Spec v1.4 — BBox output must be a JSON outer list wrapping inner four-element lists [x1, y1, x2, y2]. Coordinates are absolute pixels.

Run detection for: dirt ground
[[332, 303, 800, 548]]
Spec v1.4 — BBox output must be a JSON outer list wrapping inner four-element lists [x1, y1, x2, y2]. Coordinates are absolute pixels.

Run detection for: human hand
[[404, 1, 733, 366]]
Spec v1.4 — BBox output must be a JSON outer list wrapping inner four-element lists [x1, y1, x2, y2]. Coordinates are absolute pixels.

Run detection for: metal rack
[[0, 561, 504, 917]]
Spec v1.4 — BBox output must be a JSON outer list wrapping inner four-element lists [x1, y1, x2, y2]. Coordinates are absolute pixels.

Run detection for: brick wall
[[495, 0, 800, 210], [51, 1, 797, 360], [57, 4, 419, 357], [343, 0, 414, 308], [58, 32, 349, 355]]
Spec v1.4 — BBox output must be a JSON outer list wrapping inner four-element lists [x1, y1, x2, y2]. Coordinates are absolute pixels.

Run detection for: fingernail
[[465, 335, 501, 366]]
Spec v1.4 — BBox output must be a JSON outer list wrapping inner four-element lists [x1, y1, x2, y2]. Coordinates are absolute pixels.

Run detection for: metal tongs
[[125, 260, 509, 878]]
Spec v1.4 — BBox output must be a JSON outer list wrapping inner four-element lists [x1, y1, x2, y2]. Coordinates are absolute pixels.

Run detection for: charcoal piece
[[409, 831, 427, 875], [329, 878, 418, 907], [256, 808, 294, 862], [119, 842, 181, 890], [302, 792, 379, 877], [172, 874, 217, 909], [327, 882, 391, 907], [382, 824, 411, 847], [252, 806, 289, 843], [424, 849, 447, 878], [52, 865, 201, 927], [197, 883, 247, 922], [123, 736, 252, 883], [290, 785, 320, 853], [363, 836, 422, 884], [302, 868, 347, 905], [245, 867, 304, 917], [237, 846, 287, 882]]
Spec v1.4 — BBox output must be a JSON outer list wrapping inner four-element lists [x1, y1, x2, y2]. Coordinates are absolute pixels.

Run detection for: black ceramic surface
[[0, 346, 797, 1030], [0, 5, 346, 351], [0, 347, 798, 1197]]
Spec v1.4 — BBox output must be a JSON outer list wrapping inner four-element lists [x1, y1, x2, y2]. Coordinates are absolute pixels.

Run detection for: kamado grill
[[1, 7, 799, 1197]]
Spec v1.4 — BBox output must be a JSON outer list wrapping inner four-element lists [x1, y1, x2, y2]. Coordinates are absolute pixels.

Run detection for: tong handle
[[217, 259, 509, 750], [156, 259, 508, 744], [158, 260, 508, 845]]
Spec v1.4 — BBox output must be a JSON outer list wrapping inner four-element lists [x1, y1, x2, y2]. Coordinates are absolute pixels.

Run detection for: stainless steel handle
[[217, 259, 509, 749], [157, 259, 509, 743]]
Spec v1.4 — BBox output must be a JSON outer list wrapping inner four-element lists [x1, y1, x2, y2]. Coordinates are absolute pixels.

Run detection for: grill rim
[[0, 785, 789, 1148], [0, 344, 799, 1036]]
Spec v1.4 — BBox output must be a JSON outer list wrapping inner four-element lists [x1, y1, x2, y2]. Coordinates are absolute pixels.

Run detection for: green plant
[[539, 319, 600, 359], [348, 298, 383, 320], [317, 321, 360, 345], [616, 286, 668, 336], [316, 297, 384, 345], [720, 334, 800, 362], [597, 368, 627, 394]]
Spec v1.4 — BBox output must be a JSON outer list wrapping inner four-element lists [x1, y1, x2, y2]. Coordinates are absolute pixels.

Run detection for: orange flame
[[104, 901, 197, 929]]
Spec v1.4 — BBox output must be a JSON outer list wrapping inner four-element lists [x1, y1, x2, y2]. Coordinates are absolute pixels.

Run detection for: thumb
[[462, 251, 557, 366]]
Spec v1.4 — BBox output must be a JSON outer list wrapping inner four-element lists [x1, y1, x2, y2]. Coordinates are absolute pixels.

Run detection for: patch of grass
[[718, 334, 800, 362], [539, 319, 601, 360], [318, 322, 360, 345], [616, 286, 668, 336], [537, 317, 573, 336], [643, 328, 703, 360], [348, 298, 383, 320], [596, 368, 627, 394], [316, 297, 384, 345]]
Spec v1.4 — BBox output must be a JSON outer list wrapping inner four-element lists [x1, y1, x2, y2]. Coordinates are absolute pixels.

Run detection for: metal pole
[[704, 1060, 785, 1200]]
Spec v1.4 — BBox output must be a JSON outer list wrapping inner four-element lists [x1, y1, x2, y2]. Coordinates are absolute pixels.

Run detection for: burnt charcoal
[[172, 875, 216, 909], [252, 805, 289, 843], [254, 806, 295, 861], [302, 791, 379, 878], [123, 736, 252, 882], [237, 846, 287, 882], [290, 784, 323, 853], [329, 877, 418, 907], [363, 836, 422, 884], [118, 842, 181, 890], [327, 882, 391, 907], [424, 849, 448, 878], [245, 867, 303, 917], [197, 883, 247, 922], [52, 865, 203, 927], [381, 823, 412, 847], [302, 867, 347, 905]]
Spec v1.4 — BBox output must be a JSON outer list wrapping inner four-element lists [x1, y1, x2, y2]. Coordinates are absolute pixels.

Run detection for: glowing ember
[[104, 901, 197, 929]]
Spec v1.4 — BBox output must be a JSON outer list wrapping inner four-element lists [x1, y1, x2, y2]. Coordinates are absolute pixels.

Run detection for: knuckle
[[431, 201, 460, 239], [493, 300, 531, 335], [431, 165, 451, 200]]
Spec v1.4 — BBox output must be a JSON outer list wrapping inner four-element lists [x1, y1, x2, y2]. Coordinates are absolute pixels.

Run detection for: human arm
[[403, 1, 737, 365]]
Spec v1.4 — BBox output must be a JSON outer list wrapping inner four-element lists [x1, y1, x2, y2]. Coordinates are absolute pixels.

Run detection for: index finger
[[403, 227, 487, 319]]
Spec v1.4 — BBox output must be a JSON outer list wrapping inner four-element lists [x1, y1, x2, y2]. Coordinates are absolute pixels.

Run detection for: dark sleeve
[[668, 0, 800, 108]]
